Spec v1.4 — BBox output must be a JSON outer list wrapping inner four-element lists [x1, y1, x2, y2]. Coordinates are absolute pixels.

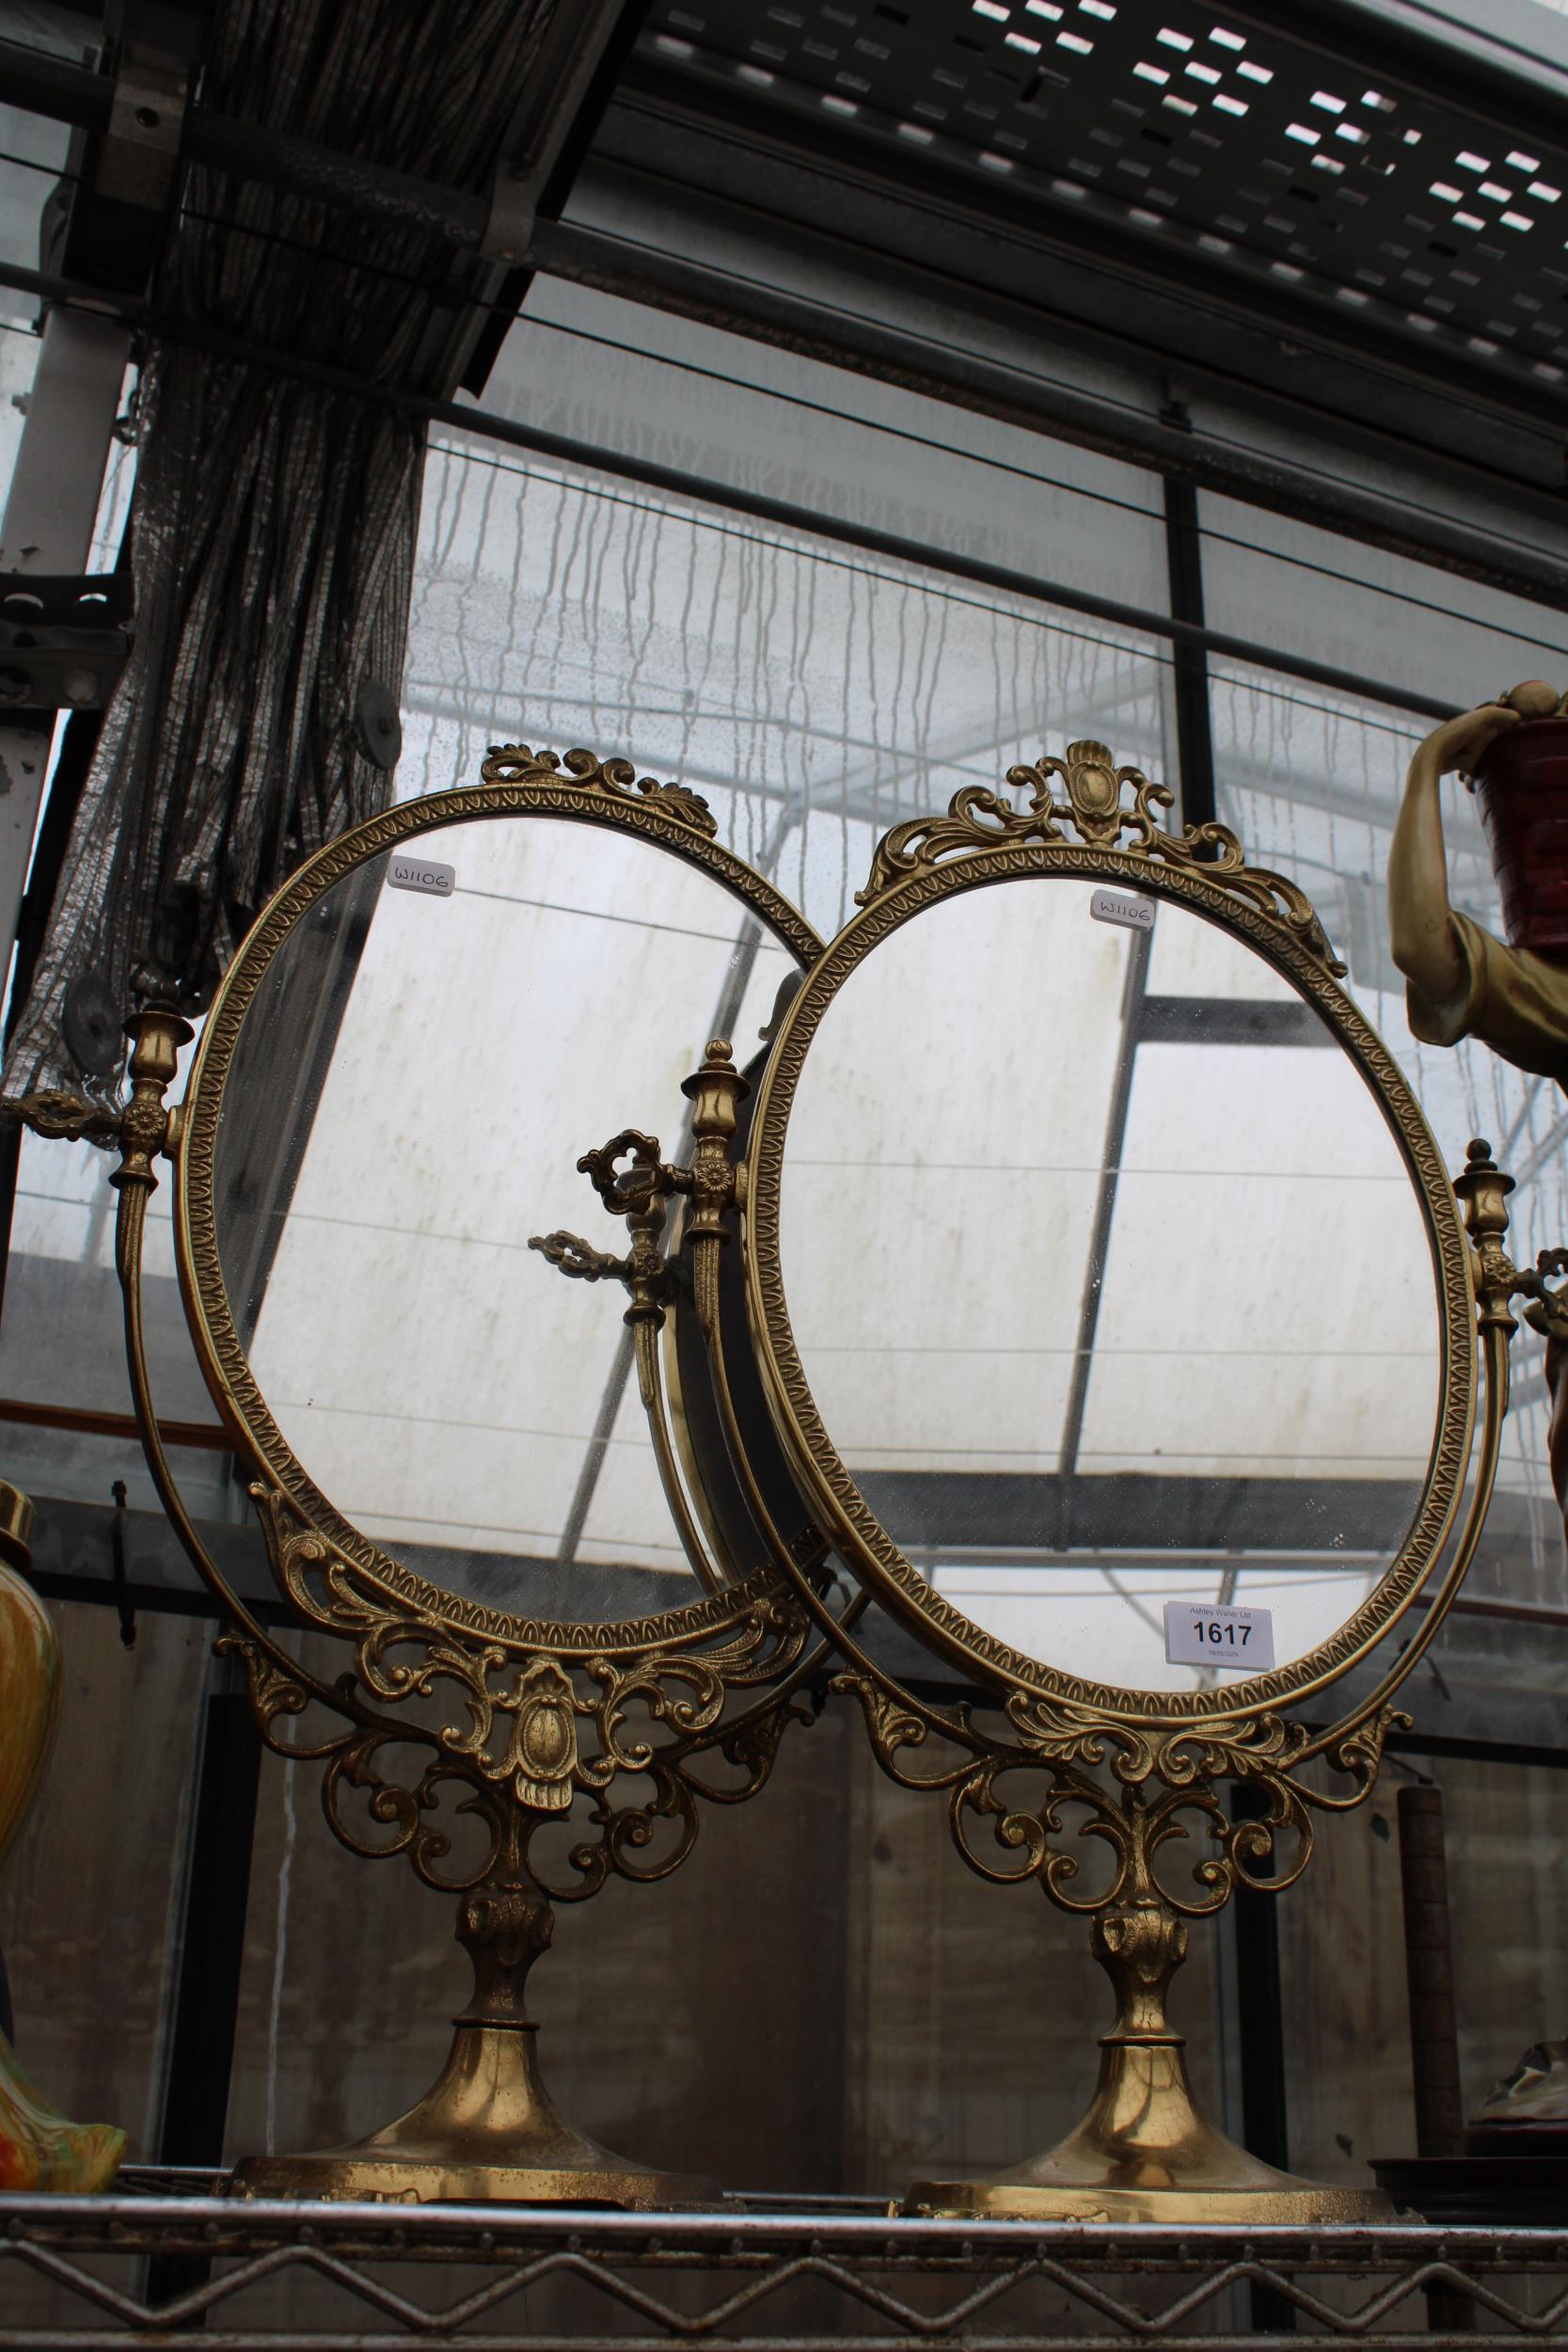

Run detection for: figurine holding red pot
[[1390, 677, 1568, 1079], [1389, 677, 1568, 1524]]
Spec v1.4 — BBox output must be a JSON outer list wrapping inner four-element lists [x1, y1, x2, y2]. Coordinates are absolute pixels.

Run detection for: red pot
[[1470, 714, 1568, 959]]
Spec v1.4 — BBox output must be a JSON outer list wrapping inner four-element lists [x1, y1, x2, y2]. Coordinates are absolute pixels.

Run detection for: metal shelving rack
[[5, 2180, 1568, 2350]]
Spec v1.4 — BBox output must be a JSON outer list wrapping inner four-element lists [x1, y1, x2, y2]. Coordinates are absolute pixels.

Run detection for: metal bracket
[[96, 41, 189, 213], [0, 572, 134, 712], [482, 160, 540, 273], [528, 1230, 628, 1284], [479, 0, 628, 265]]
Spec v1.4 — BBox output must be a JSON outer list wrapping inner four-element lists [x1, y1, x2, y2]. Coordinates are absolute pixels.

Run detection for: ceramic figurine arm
[[1388, 702, 1520, 1006]]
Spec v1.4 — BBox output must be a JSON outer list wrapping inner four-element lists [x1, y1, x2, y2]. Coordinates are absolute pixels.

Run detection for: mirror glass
[[776, 877, 1443, 1693], [210, 813, 795, 1618]]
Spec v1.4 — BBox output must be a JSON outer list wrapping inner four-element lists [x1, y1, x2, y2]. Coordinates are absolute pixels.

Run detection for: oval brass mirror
[[744, 756, 1473, 1719], [181, 758, 819, 1641], [144, 746, 831, 2206], [704, 738, 1502, 2223]]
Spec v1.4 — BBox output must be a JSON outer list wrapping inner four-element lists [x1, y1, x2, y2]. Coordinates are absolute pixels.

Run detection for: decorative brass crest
[[858, 737, 1345, 974], [507, 1664, 578, 1813], [480, 742, 720, 838]]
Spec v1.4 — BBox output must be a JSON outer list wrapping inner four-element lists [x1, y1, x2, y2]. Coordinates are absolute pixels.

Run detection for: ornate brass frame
[[748, 739, 1473, 1725], [658, 739, 1530, 2222], [13, 745, 839, 2209]]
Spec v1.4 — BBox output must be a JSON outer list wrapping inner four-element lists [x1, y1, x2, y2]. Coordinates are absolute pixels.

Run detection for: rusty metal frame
[[5, 2185, 1568, 2348]]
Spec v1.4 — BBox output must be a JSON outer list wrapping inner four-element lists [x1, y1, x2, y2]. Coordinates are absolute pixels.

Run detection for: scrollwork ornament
[[480, 742, 720, 837], [245, 1476, 813, 1851], [217, 1635, 311, 1745], [834, 1658, 1413, 1931], [856, 738, 1344, 972]]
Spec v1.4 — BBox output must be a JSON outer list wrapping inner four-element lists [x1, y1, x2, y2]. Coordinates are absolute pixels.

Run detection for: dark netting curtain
[[3, 0, 562, 1101]]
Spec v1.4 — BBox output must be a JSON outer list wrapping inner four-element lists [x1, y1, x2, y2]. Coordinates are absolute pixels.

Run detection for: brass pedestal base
[[907, 1899, 1398, 2225], [906, 2046, 1393, 2221], [230, 2020, 718, 2209]]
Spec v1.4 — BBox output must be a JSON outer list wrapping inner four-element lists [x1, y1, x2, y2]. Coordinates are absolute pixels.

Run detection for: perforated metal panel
[[641, 0, 1568, 397]]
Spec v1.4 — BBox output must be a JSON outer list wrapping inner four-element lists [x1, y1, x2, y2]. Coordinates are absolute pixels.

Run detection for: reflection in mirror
[[778, 879, 1442, 1693], [212, 815, 792, 1617]]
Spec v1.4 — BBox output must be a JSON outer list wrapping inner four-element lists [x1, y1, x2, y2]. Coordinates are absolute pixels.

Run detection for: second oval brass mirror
[[748, 850, 1469, 1710]]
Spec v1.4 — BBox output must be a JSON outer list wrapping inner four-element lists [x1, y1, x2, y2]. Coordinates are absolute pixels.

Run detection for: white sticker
[[1164, 1600, 1275, 1672], [387, 856, 455, 898], [1090, 887, 1154, 931]]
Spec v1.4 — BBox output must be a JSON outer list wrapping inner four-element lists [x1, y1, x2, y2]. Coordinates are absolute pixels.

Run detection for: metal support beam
[[0, 706, 103, 1325], [0, 313, 125, 574], [530, 218, 1568, 615], [0, 26, 1566, 611], [0, 311, 127, 1328], [0, 262, 1482, 729], [150, 1651, 262, 2171], [0, 36, 493, 246], [1216, 0, 1568, 170], [609, 59, 1568, 460], [0, 304, 128, 1012], [0, 15, 646, 275], [142, 1649, 261, 2313]]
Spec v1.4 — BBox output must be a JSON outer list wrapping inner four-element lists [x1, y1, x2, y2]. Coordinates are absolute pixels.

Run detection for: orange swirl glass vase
[[0, 1482, 125, 2191]]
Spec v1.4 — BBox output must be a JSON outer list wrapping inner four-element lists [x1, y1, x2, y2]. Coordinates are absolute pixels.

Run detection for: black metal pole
[[157, 1673, 262, 2165], [144, 1654, 262, 2314], [1395, 1783, 1474, 2329], [1187, 391, 1292, 2311], [1161, 397, 1219, 834], [1230, 1804, 1292, 2170], [1166, 446, 1290, 2318], [1396, 1783, 1465, 2159], [1229, 1782, 1294, 2332]]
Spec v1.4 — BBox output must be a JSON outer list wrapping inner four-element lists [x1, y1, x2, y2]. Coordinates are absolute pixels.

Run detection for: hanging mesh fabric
[[3, 0, 563, 1102]]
